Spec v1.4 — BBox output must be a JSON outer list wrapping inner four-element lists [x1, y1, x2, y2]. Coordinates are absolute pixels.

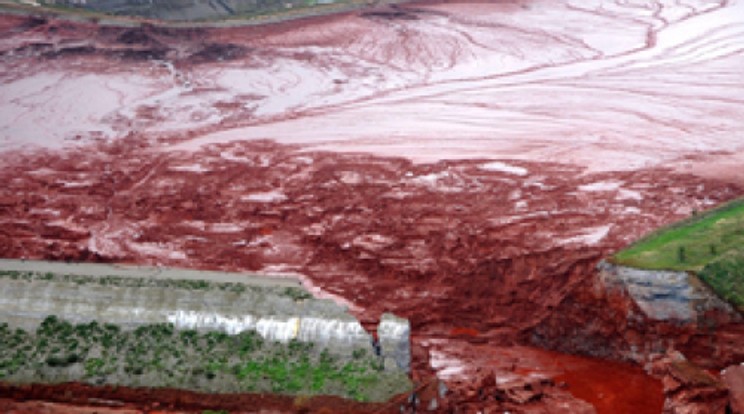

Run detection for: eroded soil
[[1, 138, 742, 412], [1, 0, 744, 412], [0, 383, 403, 413]]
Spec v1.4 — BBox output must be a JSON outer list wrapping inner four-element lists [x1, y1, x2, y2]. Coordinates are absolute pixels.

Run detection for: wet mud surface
[[1, 0, 744, 412], [0, 382, 402, 413], [1, 138, 742, 412]]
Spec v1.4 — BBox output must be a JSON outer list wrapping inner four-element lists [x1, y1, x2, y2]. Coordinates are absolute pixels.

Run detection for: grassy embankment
[[0, 270, 411, 402], [612, 198, 744, 311], [0, 316, 410, 402]]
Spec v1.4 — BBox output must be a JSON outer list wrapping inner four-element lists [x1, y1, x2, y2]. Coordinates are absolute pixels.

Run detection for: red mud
[[552, 354, 664, 414], [1, 1, 744, 412], [1, 138, 742, 412], [0, 382, 405, 414], [427, 342, 664, 414], [0, 399, 146, 414]]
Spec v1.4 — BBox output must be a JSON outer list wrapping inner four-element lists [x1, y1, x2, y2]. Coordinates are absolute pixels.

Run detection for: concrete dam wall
[[0, 260, 411, 372]]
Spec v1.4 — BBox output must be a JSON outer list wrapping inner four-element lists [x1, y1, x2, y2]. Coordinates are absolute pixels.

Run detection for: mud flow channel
[[1, 0, 744, 412]]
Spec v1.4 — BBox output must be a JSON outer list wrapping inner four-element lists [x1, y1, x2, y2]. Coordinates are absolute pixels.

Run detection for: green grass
[[698, 252, 744, 312], [0, 317, 411, 402], [613, 198, 744, 271], [612, 198, 744, 311]]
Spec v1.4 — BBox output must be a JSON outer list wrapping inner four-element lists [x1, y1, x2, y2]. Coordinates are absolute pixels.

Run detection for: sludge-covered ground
[[1, 0, 744, 412]]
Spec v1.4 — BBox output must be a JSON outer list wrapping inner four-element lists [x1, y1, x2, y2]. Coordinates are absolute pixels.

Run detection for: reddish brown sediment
[[0, 382, 403, 414], [0, 138, 742, 412], [0, 398, 148, 414], [646, 351, 732, 413], [427, 343, 665, 414], [1, 0, 744, 411], [723, 365, 744, 414]]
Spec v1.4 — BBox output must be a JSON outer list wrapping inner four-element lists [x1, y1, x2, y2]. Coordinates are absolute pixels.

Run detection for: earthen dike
[[1, 1, 743, 412]]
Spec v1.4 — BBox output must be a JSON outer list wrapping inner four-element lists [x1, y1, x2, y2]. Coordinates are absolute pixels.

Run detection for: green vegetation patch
[[613, 199, 744, 271], [0, 316, 410, 402], [612, 198, 744, 311], [698, 252, 744, 312], [0, 270, 312, 301]]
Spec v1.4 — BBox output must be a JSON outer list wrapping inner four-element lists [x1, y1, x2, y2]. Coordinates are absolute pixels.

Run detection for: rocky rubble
[[436, 372, 596, 414], [647, 351, 731, 414]]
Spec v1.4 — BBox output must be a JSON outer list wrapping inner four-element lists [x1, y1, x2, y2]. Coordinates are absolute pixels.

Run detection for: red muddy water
[[1, 0, 744, 412], [426, 342, 664, 414], [552, 355, 664, 414]]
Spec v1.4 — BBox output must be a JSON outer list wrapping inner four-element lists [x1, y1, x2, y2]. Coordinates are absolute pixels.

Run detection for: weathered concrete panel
[[0, 262, 410, 370], [598, 261, 735, 322]]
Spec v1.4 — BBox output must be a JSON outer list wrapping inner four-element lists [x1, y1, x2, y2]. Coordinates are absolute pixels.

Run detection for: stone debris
[[648, 351, 729, 414]]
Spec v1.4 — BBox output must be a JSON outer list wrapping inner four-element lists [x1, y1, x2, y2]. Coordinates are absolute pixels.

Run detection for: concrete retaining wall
[[598, 261, 735, 322], [0, 260, 410, 371]]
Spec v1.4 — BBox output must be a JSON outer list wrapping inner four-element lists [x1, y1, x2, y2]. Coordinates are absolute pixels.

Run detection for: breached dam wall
[[0, 260, 411, 372], [598, 261, 736, 323]]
